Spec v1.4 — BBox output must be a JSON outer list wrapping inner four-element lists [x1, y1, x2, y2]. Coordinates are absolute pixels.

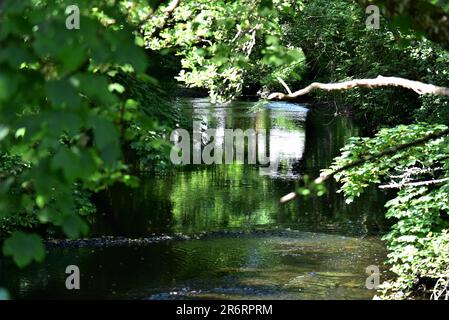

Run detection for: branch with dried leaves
[[431, 276, 449, 300], [379, 177, 449, 189], [268, 75, 449, 100], [380, 166, 448, 189], [280, 128, 449, 203]]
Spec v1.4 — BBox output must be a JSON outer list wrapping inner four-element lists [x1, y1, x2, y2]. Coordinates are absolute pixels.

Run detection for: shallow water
[[0, 99, 389, 299], [0, 231, 386, 299]]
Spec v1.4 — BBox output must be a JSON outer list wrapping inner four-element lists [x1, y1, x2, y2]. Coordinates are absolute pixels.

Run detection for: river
[[0, 99, 389, 299]]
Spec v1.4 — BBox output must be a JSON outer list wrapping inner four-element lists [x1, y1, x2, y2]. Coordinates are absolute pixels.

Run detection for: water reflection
[[0, 100, 390, 300], [92, 100, 387, 237], [189, 99, 307, 177], [0, 232, 387, 300]]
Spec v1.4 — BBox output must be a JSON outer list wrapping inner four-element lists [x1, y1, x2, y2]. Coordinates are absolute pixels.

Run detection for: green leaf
[[0, 75, 11, 101], [15, 127, 26, 138], [113, 40, 148, 73], [2, 232, 45, 268], [44, 110, 82, 137], [36, 194, 46, 209], [46, 80, 81, 109], [58, 45, 87, 72], [108, 83, 125, 94], [51, 147, 96, 182], [51, 148, 79, 182], [77, 74, 117, 105], [88, 117, 120, 165], [62, 214, 88, 239], [0, 45, 35, 68]]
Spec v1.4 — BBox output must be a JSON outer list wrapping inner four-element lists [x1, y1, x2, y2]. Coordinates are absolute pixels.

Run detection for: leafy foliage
[[1, 0, 449, 301], [285, 0, 449, 129], [113, 71, 189, 171], [141, 0, 306, 102], [327, 124, 449, 298], [0, 0, 156, 265], [2, 231, 45, 268]]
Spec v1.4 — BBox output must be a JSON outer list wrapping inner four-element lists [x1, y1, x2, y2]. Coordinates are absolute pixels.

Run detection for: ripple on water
[[142, 232, 386, 300], [0, 230, 387, 300]]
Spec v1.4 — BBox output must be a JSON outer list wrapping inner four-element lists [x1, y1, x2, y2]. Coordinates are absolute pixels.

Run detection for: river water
[[0, 99, 389, 299]]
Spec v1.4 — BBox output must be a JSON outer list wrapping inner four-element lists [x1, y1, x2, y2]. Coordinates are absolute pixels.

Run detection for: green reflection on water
[[92, 100, 386, 237], [0, 100, 390, 299], [0, 232, 387, 300]]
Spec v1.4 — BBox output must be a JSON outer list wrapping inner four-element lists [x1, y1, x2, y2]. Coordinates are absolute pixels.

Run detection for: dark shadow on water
[[0, 99, 390, 299], [0, 232, 388, 300], [91, 99, 388, 238]]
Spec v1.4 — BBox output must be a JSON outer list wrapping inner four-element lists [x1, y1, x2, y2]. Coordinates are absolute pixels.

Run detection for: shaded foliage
[[0, 0, 174, 266], [327, 124, 449, 298]]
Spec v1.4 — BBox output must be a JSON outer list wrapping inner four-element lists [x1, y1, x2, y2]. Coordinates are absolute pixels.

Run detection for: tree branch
[[276, 77, 293, 95], [147, 0, 181, 38], [135, 0, 167, 30], [268, 75, 449, 100], [280, 128, 449, 203], [316, 128, 449, 183], [379, 177, 449, 189]]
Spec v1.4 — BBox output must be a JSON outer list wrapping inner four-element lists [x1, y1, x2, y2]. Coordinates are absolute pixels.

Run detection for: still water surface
[[0, 99, 389, 299]]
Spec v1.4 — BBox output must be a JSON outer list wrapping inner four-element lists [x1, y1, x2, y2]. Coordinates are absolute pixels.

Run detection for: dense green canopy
[[1, 0, 449, 299]]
